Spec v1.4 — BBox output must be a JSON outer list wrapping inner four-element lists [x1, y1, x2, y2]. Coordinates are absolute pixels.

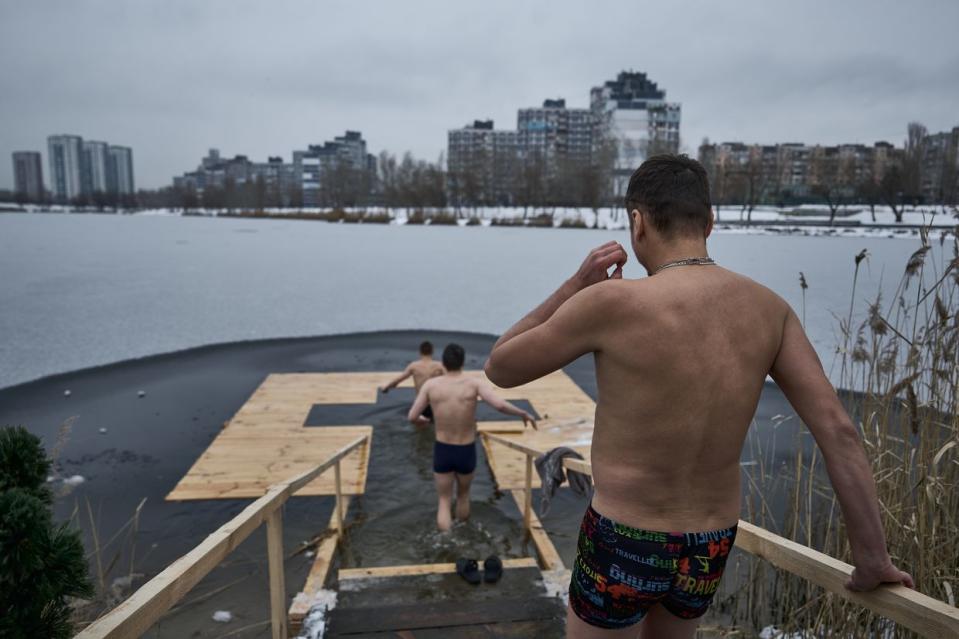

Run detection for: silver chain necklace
[[652, 256, 716, 275]]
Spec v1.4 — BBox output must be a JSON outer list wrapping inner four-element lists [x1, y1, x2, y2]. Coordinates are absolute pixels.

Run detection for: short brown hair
[[442, 343, 465, 371], [625, 154, 712, 237], [419, 341, 433, 356]]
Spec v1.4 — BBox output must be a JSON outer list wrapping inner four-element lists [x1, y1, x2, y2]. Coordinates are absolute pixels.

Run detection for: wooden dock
[[166, 373, 390, 500], [166, 370, 590, 500]]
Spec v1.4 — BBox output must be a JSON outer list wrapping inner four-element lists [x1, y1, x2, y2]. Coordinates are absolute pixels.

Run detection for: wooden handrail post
[[334, 459, 344, 541], [265, 507, 287, 639], [523, 452, 532, 534]]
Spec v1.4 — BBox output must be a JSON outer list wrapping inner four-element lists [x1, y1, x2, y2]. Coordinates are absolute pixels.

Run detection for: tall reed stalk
[[729, 213, 959, 637]]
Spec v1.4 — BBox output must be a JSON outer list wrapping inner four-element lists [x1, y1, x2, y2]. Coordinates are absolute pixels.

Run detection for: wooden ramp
[[167, 373, 390, 500], [327, 560, 565, 637]]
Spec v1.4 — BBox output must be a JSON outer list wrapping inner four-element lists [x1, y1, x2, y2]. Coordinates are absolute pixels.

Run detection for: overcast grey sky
[[2, 0, 957, 189]]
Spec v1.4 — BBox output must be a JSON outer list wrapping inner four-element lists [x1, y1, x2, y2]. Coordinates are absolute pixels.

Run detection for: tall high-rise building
[[82, 140, 110, 194], [517, 98, 595, 172], [292, 131, 375, 206], [591, 71, 681, 193], [920, 126, 959, 204], [447, 120, 518, 205], [107, 145, 135, 195], [47, 134, 84, 201], [12, 151, 44, 201]]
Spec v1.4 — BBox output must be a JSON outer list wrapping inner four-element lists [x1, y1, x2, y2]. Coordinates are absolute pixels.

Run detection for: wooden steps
[[325, 597, 564, 637], [327, 564, 565, 637]]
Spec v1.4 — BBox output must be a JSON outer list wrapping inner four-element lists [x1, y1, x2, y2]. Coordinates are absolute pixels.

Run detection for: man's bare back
[[587, 267, 786, 532], [380, 341, 445, 396], [407, 358, 445, 392], [416, 373, 533, 445]]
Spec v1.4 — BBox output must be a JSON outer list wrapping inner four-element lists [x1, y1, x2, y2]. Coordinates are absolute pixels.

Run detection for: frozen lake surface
[[0, 212, 932, 388]]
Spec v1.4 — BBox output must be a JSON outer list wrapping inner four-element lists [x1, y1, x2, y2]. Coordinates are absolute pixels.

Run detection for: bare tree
[[809, 147, 854, 225], [879, 164, 906, 222], [378, 151, 398, 214], [514, 151, 546, 217], [857, 178, 880, 222]]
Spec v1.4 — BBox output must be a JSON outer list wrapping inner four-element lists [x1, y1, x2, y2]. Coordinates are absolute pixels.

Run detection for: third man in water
[[381, 340, 445, 422]]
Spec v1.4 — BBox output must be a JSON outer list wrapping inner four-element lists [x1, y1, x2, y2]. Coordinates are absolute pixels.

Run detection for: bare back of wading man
[[484, 155, 912, 639], [380, 341, 445, 421], [408, 343, 537, 532]]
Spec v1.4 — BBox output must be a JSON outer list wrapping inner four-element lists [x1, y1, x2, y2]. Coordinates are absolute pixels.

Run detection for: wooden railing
[[75, 435, 369, 639], [483, 432, 959, 639]]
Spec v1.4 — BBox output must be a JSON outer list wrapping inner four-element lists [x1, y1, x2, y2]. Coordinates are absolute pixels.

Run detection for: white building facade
[[108, 145, 135, 195], [82, 140, 110, 194], [48, 134, 84, 201], [591, 71, 681, 195]]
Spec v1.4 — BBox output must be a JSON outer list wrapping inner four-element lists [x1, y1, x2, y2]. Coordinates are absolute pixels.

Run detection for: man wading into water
[[409, 343, 537, 531], [485, 155, 912, 638], [380, 341, 445, 422]]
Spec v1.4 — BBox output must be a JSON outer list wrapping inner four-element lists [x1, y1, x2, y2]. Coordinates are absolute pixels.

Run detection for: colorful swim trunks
[[569, 503, 737, 629]]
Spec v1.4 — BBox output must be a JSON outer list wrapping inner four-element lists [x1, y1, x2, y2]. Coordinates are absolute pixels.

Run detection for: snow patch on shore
[[294, 589, 337, 639], [15, 204, 957, 239]]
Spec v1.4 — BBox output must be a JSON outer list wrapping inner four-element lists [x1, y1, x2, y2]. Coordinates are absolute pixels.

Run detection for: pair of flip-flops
[[455, 555, 502, 585]]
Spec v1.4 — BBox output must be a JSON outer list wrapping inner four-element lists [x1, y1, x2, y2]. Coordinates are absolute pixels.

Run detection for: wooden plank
[[736, 520, 959, 639], [168, 372, 389, 501], [334, 460, 344, 540], [322, 619, 563, 638], [477, 421, 525, 433], [266, 508, 287, 639], [326, 597, 563, 635], [288, 496, 352, 632], [523, 454, 532, 532], [167, 425, 372, 500], [338, 557, 537, 581], [508, 490, 564, 571]]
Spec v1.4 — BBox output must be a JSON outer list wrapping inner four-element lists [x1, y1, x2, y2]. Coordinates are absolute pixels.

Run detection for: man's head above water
[[442, 343, 465, 371], [625, 154, 714, 272]]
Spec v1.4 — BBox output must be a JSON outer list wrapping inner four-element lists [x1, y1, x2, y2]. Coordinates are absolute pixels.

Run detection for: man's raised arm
[[770, 308, 913, 591], [485, 242, 627, 388]]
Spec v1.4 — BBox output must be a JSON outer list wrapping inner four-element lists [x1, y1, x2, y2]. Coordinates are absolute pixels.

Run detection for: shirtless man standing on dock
[[485, 155, 912, 638], [409, 343, 537, 532], [380, 341, 445, 422]]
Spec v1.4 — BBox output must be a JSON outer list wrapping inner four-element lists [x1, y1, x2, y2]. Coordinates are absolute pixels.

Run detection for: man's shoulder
[[720, 270, 792, 334], [569, 279, 637, 310]]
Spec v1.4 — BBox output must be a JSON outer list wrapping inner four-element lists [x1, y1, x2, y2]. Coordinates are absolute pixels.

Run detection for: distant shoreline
[[3, 203, 954, 239]]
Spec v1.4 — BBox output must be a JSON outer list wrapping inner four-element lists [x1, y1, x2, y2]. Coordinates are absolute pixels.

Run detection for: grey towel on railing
[[534, 446, 593, 516]]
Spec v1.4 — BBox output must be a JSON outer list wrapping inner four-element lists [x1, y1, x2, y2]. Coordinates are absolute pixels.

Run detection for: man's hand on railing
[[846, 560, 915, 592]]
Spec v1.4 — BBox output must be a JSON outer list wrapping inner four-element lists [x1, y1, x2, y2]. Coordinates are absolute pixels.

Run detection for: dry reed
[[727, 210, 959, 637]]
